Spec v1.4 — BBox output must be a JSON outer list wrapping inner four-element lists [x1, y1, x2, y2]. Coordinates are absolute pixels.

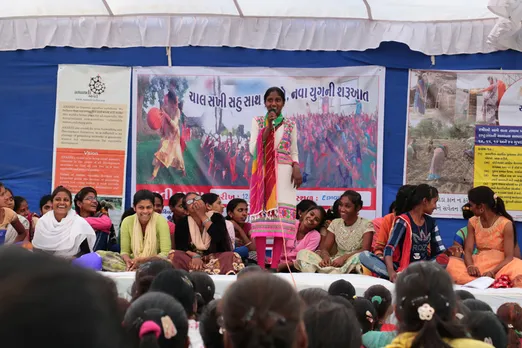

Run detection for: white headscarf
[[33, 209, 96, 257]]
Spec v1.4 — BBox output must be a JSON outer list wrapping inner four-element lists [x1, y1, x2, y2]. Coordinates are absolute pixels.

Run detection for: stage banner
[[404, 69, 522, 220], [132, 66, 385, 219], [53, 65, 131, 229]]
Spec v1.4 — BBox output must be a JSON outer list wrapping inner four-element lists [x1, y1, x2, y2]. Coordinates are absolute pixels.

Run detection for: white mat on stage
[[104, 272, 522, 310]]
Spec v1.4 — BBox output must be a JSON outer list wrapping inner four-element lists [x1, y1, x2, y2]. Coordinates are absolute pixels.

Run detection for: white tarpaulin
[[0, 0, 515, 54]]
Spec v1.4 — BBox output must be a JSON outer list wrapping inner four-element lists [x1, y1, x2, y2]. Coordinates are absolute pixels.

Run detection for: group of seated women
[[3, 179, 522, 286]]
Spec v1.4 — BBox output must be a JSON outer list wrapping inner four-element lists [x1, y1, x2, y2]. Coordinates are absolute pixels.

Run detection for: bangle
[[192, 254, 201, 259], [202, 217, 211, 225], [292, 161, 299, 167], [244, 241, 252, 247], [466, 265, 475, 269]]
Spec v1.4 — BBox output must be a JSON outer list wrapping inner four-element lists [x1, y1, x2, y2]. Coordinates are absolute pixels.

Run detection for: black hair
[[133, 190, 155, 207], [130, 259, 174, 302], [468, 186, 517, 245], [13, 196, 27, 213], [461, 203, 474, 220], [403, 184, 438, 212], [263, 87, 285, 103], [296, 199, 317, 219], [326, 199, 341, 221], [328, 279, 356, 302], [199, 299, 224, 348], [188, 271, 216, 315], [299, 288, 331, 307], [226, 198, 248, 220], [237, 265, 263, 280], [168, 193, 186, 207], [124, 291, 189, 348], [0, 246, 125, 348], [388, 201, 396, 214], [455, 289, 475, 301], [462, 298, 493, 313], [395, 185, 417, 215], [152, 192, 163, 205], [201, 193, 220, 206], [120, 207, 136, 228], [395, 262, 467, 348], [74, 187, 97, 214], [51, 186, 72, 202], [222, 273, 303, 348], [150, 269, 196, 317], [304, 299, 362, 348], [329, 295, 355, 310], [353, 298, 378, 333], [463, 311, 507, 348], [39, 194, 52, 212], [455, 301, 471, 321], [497, 303, 522, 348], [363, 285, 392, 324], [340, 190, 363, 210]]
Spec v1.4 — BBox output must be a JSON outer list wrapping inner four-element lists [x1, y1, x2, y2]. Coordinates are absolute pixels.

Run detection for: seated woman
[[0, 183, 27, 245], [120, 190, 172, 271], [360, 184, 451, 282], [295, 190, 373, 274], [169, 192, 244, 275], [32, 186, 95, 258], [168, 192, 186, 231], [74, 187, 113, 251], [0, 187, 28, 244], [447, 186, 522, 287], [278, 206, 324, 272], [226, 198, 256, 261], [152, 192, 175, 235], [30, 195, 53, 232], [201, 193, 235, 251], [371, 185, 416, 259]]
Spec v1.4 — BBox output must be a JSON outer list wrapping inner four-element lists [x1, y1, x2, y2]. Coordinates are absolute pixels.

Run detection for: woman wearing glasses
[[169, 192, 244, 274], [74, 187, 113, 251], [120, 190, 172, 271]]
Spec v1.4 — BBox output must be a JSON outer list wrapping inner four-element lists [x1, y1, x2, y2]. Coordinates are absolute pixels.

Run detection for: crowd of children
[[2, 180, 522, 288], [3, 245, 522, 348]]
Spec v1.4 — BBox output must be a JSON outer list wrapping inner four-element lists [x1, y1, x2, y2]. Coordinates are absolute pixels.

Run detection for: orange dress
[[447, 216, 522, 287]]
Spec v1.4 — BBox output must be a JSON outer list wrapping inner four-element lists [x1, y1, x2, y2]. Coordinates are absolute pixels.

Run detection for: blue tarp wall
[[1, 42, 521, 247]]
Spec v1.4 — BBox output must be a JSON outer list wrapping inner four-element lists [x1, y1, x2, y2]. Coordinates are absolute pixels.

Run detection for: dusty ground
[[406, 138, 474, 194]]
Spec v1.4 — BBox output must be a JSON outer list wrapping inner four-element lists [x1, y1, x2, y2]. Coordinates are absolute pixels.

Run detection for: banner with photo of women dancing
[[132, 66, 385, 219], [404, 69, 522, 220]]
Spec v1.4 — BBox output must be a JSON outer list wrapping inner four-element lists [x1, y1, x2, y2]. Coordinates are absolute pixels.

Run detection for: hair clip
[[217, 315, 225, 335], [455, 313, 464, 320], [181, 276, 193, 288], [484, 337, 493, 345], [493, 194, 499, 200], [371, 295, 383, 305], [161, 316, 177, 339], [365, 310, 374, 323], [418, 303, 435, 321], [243, 307, 255, 323], [509, 324, 514, 329]]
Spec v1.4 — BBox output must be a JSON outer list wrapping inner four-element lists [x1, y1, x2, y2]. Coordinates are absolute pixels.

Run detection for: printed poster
[[53, 65, 131, 229], [404, 69, 522, 220], [132, 66, 385, 219]]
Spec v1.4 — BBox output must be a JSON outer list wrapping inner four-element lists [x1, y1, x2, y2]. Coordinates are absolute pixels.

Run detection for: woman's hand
[[482, 270, 495, 278], [389, 270, 398, 283], [291, 165, 303, 189], [190, 257, 204, 271], [331, 255, 346, 268], [188, 200, 207, 218], [319, 255, 331, 267], [122, 255, 134, 271], [467, 265, 481, 277], [446, 245, 463, 258]]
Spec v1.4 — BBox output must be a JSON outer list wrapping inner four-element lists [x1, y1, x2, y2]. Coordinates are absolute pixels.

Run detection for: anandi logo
[[89, 75, 106, 95]]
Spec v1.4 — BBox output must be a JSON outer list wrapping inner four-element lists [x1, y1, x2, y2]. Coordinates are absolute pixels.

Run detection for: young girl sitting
[[202, 193, 235, 250], [226, 198, 256, 261], [360, 184, 451, 282], [388, 262, 492, 348], [295, 190, 374, 274], [278, 206, 324, 272]]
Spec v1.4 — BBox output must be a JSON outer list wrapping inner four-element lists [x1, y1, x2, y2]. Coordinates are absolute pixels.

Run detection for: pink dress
[[280, 223, 321, 263]]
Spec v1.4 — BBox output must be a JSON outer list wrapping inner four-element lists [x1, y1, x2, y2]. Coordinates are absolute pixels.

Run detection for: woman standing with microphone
[[249, 87, 303, 270]]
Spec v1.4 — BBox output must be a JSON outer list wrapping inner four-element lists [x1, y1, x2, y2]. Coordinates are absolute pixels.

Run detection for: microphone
[[268, 108, 277, 126]]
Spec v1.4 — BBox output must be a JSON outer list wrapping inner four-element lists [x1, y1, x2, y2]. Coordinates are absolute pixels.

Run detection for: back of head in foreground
[[393, 262, 491, 348], [221, 273, 307, 348], [304, 298, 362, 348], [124, 291, 189, 348], [0, 246, 125, 348]]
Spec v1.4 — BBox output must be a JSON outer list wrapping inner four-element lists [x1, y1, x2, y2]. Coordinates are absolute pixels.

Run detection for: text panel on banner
[[404, 69, 522, 220], [132, 66, 385, 219], [53, 65, 131, 231]]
